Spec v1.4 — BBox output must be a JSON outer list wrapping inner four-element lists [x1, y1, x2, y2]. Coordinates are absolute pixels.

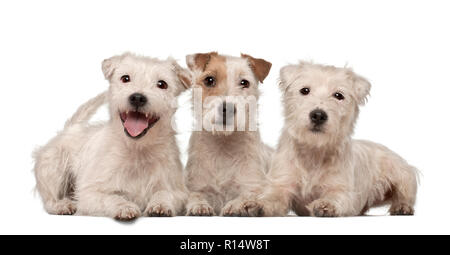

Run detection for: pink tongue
[[123, 112, 149, 137]]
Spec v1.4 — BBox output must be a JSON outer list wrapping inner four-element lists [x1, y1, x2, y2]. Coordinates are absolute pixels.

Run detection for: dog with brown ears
[[33, 53, 191, 220], [184, 52, 273, 216], [256, 62, 418, 217]]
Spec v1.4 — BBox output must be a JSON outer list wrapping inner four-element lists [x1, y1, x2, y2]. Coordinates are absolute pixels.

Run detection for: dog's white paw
[[308, 199, 338, 217], [186, 203, 215, 216], [390, 203, 414, 215], [45, 198, 77, 215], [146, 203, 174, 217], [114, 203, 141, 221], [221, 200, 264, 217]]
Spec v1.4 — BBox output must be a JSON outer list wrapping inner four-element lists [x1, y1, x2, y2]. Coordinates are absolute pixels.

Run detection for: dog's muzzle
[[310, 109, 327, 131], [119, 93, 159, 139], [217, 102, 236, 125], [120, 111, 159, 139]]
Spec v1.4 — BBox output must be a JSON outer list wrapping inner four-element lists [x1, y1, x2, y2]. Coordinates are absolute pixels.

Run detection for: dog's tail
[[64, 91, 108, 128]]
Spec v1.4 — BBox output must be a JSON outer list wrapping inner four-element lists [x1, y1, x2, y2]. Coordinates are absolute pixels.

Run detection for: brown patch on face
[[241, 53, 272, 83], [187, 52, 218, 71], [193, 54, 228, 101]]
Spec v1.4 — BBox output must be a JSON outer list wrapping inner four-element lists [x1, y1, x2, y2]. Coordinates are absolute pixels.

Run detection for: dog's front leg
[[306, 190, 357, 217], [185, 192, 215, 216], [254, 184, 294, 217], [253, 153, 300, 217], [145, 190, 182, 217], [77, 189, 141, 221], [221, 195, 265, 217], [221, 175, 293, 217]]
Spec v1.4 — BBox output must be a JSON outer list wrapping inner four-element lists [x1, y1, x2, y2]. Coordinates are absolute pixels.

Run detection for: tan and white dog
[[33, 53, 191, 220], [257, 62, 418, 217], [184, 52, 273, 216]]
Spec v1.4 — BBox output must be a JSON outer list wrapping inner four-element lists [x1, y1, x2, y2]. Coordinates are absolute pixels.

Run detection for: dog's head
[[279, 62, 371, 148], [102, 53, 191, 140], [186, 52, 271, 135]]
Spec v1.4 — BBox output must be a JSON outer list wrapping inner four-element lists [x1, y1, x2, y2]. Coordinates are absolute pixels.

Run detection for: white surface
[[0, 0, 449, 235]]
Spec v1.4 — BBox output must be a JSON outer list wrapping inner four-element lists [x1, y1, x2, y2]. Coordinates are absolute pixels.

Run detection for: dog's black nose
[[310, 109, 328, 125], [218, 102, 236, 125], [129, 93, 147, 107], [219, 102, 236, 118]]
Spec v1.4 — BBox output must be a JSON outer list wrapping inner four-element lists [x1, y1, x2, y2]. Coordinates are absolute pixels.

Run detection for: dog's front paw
[[46, 198, 77, 215], [145, 203, 174, 217], [186, 203, 215, 216], [221, 200, 264, 217], [114, 203, 141, 221], [390, 203, 414, 216], [308, 199, 338, 217]]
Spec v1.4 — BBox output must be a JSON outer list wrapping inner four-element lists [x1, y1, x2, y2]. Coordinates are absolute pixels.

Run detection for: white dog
[[33, 53, 191, 220], [184, 52, 273, 216], [257, 62, 418, 216]]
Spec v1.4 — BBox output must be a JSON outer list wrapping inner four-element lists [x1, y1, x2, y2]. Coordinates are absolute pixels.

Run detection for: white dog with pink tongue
[[33, 53, 191, 220]]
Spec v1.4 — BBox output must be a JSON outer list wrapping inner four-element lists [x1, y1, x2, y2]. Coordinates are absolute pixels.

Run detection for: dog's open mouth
[[120, 111, 159, 139]]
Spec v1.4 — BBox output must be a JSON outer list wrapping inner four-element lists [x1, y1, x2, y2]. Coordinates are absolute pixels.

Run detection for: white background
[[0, 0, 449, 234]]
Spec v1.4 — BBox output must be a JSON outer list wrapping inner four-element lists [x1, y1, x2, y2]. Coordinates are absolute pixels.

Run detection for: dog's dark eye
[[120, 75, 130, 83], [204, 76, 216, 87], [157, 80, 168, 89], [300, 87, 310, 95], [334, 92, 345, 100], [240, 79, 250, 88]]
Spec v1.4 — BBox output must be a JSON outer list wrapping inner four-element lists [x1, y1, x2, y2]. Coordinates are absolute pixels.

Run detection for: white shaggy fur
[[257, 62, 418, 217], [33, 53, 191, 220], [184, 52, 273, 216]]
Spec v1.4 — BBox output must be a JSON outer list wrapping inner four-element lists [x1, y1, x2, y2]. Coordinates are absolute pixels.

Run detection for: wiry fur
[[185, 52, 273, 216], [33, 53, 191, 220], [257, 62, 418, 217]]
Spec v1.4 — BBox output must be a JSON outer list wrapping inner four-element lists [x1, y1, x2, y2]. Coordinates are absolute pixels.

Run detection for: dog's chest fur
[[76, 130, 175, 207], [192, 132, 265, 199], [290, 141, 349, 203], [115, 143, 175, 200], [209, 139, 248, 196]]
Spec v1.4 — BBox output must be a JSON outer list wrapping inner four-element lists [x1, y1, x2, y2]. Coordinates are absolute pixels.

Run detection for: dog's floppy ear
[[279, 64, 300, 90], [171, 60, 192, 89], [186, 52, 218, 71], [101, 55, 121, 80], [348, 70, 371, 105], [241, 53, 272, 83]]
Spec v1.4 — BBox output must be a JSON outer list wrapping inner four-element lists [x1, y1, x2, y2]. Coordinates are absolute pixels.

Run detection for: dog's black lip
[[310, 125, 323, 133], [119, 111, 160, 139]]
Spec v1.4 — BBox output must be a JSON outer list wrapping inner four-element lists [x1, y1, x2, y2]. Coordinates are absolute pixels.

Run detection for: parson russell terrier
[[253, 62, 418, 216], [184, 52, 273, 216], [33, 53, 191, 220]]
